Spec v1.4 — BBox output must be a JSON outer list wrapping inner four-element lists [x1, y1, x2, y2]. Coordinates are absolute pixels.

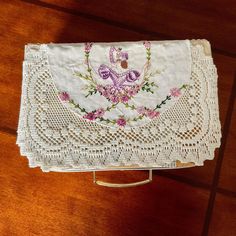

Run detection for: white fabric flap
[[46, 40, 191, 128]]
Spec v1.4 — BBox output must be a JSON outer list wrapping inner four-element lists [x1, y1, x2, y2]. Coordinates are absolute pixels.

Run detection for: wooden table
[[0, 1, 235, 235]]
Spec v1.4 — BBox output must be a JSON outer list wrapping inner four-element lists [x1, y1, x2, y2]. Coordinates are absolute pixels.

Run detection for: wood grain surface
[[0, 0, 235, 235]]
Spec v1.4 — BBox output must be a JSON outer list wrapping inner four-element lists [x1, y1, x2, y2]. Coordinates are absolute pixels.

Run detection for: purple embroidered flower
[[84, 42, 93, 53], [147, 110, 160, 119], [137, 106, 146, 115], [117, 117, 126, 127], [170, 88, 181, 97], [83, 112, 96, 121], [143, 41, 151, 49], [121, 95, 129, 103], [94, 108, 105, 118], [58, 92, 70, 102]]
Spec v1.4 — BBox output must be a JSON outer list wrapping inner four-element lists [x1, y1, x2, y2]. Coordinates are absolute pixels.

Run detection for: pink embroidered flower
[[58, 92, 70, 102], [102, 90, 110, 98], [133, 84, 141, 92], [127, 88, 136, 97], [121, 95, 129, 103], [146, 110, 160, 119], [137, 106, 147, 115], [83, 112, 96, 121], [117, 117, 126, 127], [109, 95, 119, 103], [143, 41, 151, 49], [94, 108, 105, 118], [170, 88, 181, 97], [97, 85, 105, 93], [84, 42, 93, 53]]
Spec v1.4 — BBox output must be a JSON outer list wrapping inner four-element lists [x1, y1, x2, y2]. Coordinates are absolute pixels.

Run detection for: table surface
[[0, 1, 235, 235]]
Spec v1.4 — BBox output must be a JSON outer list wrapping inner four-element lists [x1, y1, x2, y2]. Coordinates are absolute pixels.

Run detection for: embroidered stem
[[85, 52, 93, 79], [69, 99, 88, 114], [155, 95, 172, 110]]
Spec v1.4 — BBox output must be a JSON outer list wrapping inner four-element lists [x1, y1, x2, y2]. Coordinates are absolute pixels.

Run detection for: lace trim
[[16, 40, 221, 172]]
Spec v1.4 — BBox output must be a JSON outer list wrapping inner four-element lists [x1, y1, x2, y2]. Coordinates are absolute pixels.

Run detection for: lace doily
[[16, 40, 221, 172]]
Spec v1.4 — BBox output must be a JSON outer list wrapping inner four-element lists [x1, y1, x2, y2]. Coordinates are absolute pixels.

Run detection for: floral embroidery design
[[58, 41, 188, 127]]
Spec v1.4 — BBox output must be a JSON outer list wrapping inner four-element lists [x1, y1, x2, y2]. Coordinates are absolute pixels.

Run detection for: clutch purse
[[17, 39, 221, 187]]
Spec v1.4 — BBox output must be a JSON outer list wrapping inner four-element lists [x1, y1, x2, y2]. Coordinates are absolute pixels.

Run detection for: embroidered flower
[[134, 84, 141, 92], [83, 112, 96, 121], [94, 108, 105, 118], [127, 87, 138, 97], [127, 90, 135, 97], [108, 95, 117, 103], [137, 106, 146, 115], [58, 92, 70, 102], [117, 117, 126, 127], [170, 88, 181, 97], [136, 106, 160, 119], [84, 42, 93, 53], [146, 110, 160, 119], [102, 90, 110, 98], [143, 41, 151, 49], [121, 95, 129, 103], [97, 85, 105, 93], [98, 84, 142, 103]]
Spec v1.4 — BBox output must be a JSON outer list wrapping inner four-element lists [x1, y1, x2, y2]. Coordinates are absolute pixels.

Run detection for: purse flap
[[17, 40, 221, 172]]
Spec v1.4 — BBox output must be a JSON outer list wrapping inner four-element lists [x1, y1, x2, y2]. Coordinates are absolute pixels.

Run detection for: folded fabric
[[17, 39, 221, 172]]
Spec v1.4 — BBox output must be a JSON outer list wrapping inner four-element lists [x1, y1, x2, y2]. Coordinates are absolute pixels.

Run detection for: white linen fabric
[[17, 40, 221, 172]]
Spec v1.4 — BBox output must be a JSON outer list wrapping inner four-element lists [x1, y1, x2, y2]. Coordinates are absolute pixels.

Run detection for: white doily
[[16, 40, 221, 172]]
